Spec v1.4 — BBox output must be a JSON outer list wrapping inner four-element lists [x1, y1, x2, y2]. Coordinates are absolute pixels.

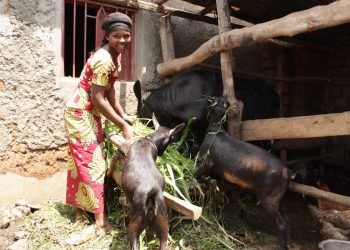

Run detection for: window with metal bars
[[64, 0, 134, 80]]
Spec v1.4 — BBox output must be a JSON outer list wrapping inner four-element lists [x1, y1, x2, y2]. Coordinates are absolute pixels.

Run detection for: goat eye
[[224, 103, 227, 108]]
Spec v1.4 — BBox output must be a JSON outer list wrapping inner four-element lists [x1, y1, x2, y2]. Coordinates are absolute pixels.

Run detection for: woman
[[64, 12, 133, 231]]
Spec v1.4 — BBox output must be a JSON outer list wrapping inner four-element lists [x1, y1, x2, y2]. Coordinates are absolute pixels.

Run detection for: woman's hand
[[122, 123, 133, 140], [123, 114, 135, 125]]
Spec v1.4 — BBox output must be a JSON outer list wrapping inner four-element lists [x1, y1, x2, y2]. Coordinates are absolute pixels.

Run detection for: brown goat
[[196, 96, 292, 250], [121, 114, 184, 250]]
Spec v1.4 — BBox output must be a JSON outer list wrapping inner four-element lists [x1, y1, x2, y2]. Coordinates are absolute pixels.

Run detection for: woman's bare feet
[[94, 212, 116, 232], [75, 208, 88, 222]]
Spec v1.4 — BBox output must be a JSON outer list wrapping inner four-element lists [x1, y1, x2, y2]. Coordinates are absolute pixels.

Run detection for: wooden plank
[[240, 112, 350, 141], [157, 0, 350, 77]]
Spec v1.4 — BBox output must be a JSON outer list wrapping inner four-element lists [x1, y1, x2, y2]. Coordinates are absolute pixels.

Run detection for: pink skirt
[[64, 108, 107, 214]]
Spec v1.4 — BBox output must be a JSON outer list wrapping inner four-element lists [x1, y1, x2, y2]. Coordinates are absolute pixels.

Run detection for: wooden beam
[[127, 0, 245, 27], [151, 0, 169, 5], [240, 111, 350, 141], [289, 182, 350, 208], [113, 0, 332, 51], [157, 0, 350, 77], [198, 3, 216, 15]]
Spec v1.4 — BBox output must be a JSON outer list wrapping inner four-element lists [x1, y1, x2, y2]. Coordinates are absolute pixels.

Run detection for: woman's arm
[[91, 84, 133, 140], [107, 83, 126, 118], [107, 83, 134, 125]]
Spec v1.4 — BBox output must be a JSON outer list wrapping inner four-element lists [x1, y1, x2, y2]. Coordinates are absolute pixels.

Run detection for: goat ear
[[152, 113, 160, 129], [170, 123, 185, 136], [133, 80, 142, 100]]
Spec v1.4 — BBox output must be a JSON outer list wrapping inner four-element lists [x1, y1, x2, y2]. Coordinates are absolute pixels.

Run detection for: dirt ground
[[0, 191, 324, 250], [245, 192, 323, 250]]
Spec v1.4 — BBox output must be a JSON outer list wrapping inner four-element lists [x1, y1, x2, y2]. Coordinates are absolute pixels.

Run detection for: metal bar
[[73, 0, 76, 77], [83, 2, 87, 64], [61, 0, 65, 76]]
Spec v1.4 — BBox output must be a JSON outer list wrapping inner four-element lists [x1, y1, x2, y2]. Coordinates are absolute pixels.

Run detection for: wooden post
[[216, 0, 242, 225], [159, 14, 175, 85], [216, 0, 243, 138], [159, 14, 175, 63]]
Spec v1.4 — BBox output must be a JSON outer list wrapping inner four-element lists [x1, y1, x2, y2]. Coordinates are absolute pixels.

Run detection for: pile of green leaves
[[103, 118, 252, 249]]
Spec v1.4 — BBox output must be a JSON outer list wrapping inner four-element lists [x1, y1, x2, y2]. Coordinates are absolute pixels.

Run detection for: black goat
[[121, 114, 184, 250], [196, 96, 292, 250]]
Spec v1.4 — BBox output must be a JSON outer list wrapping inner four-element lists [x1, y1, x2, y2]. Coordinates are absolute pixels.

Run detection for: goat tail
[[144, 187, 163, 218]]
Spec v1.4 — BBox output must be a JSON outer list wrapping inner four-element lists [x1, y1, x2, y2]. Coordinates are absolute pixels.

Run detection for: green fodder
[[103, 118, 253, 249]]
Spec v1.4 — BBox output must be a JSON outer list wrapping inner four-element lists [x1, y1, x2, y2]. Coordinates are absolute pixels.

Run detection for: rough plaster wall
[[134, 10, 163, 90], [172, 17, 220, 67], [133, 10, 221, 91], [0, 0, 66, 178]]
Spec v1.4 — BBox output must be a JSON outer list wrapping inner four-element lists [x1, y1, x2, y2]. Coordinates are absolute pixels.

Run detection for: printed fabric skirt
[[64, 107, 107, 214]]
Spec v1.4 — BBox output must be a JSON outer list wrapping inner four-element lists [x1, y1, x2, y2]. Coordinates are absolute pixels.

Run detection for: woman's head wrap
[[102, 12, 132, 36]]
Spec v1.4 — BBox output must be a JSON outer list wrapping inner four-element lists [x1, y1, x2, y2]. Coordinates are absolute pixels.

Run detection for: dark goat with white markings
[[196, 96, 292, 250], [121, 114, 184, 250]]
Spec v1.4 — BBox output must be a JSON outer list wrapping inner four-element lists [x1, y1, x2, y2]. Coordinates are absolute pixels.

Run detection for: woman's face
[[107, 29, 131, 54]]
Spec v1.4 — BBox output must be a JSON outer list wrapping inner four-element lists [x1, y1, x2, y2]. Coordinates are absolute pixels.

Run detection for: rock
[[16, 206, 31, 215], [27, 203, 42, 212], [15, 199, 28, 207], [8, 239, 29, 250], [3, 209, 13, 219], [15, 231, 27, 240], [1, 216, 10, 229], [0, 236, 9, 248], [11, 207, 23, 218]]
